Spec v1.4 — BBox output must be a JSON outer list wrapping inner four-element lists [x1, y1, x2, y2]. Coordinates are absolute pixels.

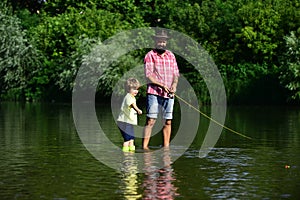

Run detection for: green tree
[[8, 0, 45, 14], [29, 5, 144, 99], [235, 1, 281, 63], [2, 0, 300, 103], [68, 38, 143, 98], [0, 4, 44, 101], [279, 31, 300, 101]]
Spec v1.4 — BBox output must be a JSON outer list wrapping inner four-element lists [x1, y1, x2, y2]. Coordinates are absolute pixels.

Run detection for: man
[[143, 29, 180, 150]]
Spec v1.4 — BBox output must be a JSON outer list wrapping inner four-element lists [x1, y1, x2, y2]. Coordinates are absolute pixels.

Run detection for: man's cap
[[152, 29, 169, 39]]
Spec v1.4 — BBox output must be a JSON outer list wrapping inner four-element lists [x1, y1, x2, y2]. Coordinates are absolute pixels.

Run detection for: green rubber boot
[[129, 145, 135, 152], [122, 146, 130, 152]]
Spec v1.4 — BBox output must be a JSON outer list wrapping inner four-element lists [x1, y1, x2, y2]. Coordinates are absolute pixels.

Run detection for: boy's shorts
[[117, 121, 135, 142], [146, 94, 174, 119]]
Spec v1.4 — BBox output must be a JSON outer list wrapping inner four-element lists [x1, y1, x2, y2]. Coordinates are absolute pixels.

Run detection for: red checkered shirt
[[144, 49, 180, 98]]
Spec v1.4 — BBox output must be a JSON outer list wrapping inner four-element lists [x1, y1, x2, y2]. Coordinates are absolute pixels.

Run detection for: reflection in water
[[118, 149, 179, 200], [120, 153, 142, 200], [1, 103, 300, 199], [142, 148, 178, 200]]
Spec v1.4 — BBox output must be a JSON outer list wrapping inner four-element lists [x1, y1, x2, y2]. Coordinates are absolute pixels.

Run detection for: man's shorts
[[146, 94, 174, 119], [117, 121, 135, 142]]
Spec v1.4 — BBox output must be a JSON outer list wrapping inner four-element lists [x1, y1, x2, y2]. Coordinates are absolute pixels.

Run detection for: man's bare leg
[[163, 119, 172, 147], [143, 118, 156, 149]]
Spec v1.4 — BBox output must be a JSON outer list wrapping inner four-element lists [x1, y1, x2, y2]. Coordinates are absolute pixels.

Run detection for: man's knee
[[164, 119, 172, 126], [146, 118, 156, 127]]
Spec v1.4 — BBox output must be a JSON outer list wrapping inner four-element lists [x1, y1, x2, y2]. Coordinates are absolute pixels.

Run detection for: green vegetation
[[1, 0, 299, 104]]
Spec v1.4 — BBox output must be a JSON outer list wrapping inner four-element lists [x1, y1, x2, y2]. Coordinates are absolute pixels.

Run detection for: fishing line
[[174, 94, 252, 140]]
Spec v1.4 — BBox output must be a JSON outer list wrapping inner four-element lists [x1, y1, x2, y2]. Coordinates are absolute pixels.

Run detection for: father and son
[[117, 29, 180, 152]]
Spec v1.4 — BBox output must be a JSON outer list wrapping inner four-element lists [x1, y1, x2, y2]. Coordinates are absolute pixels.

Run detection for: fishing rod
[[173, 94, 252, 140], [134, 92, 252, 140]]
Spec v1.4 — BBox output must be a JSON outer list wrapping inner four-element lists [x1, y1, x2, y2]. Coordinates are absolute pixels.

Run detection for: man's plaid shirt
[[144, 49, 180, 98]]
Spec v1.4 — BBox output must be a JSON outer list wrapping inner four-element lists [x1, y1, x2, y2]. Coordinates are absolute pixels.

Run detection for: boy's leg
[[123, 140, 130, 146], [128, 139, 134, 147], [124, 125, 135, 151], [129, 139, 135, 151], [122, 141, 130, 152], [119, 122, 135, 152]]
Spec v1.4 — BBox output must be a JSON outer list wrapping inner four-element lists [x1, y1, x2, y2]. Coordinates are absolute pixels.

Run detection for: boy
[[117, 78, 143, 152]]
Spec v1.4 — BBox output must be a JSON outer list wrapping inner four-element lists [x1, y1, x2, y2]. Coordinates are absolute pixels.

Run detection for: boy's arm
[[131, 103, 142, 115]]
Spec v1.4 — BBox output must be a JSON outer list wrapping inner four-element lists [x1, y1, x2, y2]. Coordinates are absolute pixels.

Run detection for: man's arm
[[170, 76, 178, 94], [147, 76, 171, 94]]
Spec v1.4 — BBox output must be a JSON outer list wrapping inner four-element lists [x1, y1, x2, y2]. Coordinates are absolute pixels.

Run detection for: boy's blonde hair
[[125, 78, 140, 92]]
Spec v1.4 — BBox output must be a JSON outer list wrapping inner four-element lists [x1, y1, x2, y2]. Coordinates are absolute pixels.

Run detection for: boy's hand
[[137, 109, 143, 115]]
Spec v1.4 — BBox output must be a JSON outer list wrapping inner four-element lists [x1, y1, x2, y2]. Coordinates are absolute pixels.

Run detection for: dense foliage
[[0, 3, 44, 101], [1, 0, 299, 104]]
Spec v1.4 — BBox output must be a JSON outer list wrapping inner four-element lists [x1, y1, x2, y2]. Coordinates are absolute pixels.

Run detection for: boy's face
[[129, 88, 139, 96]]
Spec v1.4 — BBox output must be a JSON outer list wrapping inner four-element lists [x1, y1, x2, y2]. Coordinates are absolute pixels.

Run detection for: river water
[[0, 102, 299, 199]]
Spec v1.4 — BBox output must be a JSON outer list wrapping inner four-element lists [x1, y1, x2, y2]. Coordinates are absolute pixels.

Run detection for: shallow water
[[0, 102, 299, 199]]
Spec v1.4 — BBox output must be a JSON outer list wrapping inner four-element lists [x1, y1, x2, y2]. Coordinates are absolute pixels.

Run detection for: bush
[[0, 5, 44, 101], [279, 31, 300, 102]]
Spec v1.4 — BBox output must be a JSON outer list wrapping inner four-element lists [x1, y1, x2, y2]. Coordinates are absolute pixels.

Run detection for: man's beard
[[155, 48, 166, 54]]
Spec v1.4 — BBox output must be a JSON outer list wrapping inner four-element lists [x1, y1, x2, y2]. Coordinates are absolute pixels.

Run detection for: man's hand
[[169, 84, 177, 94], [162, 85, 171, 94], [169, 77, 178, 94]]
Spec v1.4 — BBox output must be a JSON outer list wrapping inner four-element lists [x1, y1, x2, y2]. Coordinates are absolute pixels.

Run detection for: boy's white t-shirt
[[117, 93, 137, 125]]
